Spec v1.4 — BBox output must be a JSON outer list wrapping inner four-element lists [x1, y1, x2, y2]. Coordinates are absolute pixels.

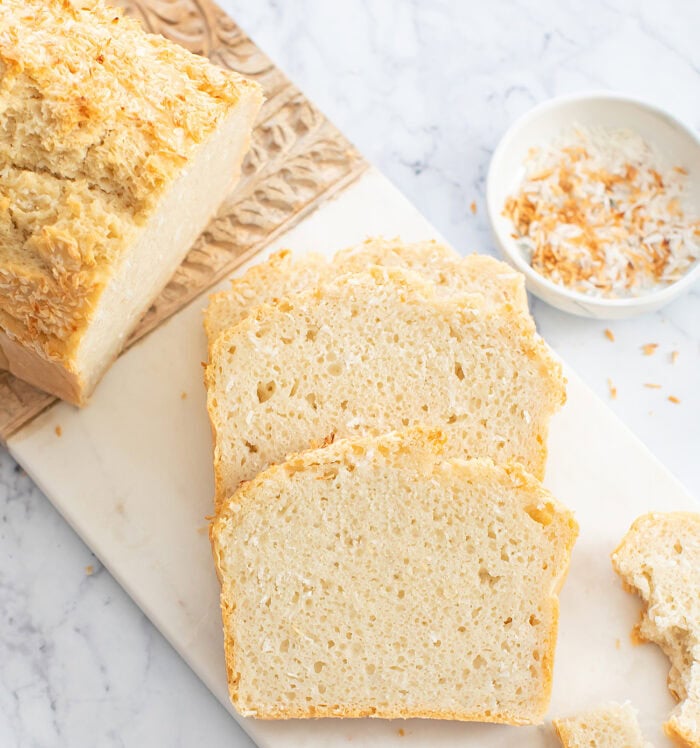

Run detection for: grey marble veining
[[1, 0, 698, 745]]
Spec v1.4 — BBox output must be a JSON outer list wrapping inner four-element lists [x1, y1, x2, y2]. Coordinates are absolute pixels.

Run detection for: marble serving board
[[7, 167, 695, 747]]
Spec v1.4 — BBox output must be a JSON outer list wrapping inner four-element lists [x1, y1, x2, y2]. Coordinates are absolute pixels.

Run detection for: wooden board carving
[[0, 0, 367, 442]]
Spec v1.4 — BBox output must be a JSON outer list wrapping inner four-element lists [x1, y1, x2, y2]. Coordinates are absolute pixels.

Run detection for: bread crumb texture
[[207, 264, 564, 509], [204, 238, 530, 347], [212, 429, 578, 722], [553, 702, 652, 748], [612, 512, 700, 747], [0, 0, 258, 361]]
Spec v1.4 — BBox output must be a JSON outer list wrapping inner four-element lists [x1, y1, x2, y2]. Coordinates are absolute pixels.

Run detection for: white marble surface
[[1, 1, 698, 745]]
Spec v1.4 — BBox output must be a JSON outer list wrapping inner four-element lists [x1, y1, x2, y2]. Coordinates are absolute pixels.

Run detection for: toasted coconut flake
[[503, 125, 699, 299], [644, 383, 662, 389], [642, 343, 658, 356], [668, 395, 681, 404], [604, 328, 615, 342], [607, 378, 617, 400], [671, 350, 680, 364]]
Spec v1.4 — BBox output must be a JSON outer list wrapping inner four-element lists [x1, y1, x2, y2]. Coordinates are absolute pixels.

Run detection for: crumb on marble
[[668, 395, 680, 404], [607, 378, 617, 400], [644, 383, 662, 389], [470, 201, 477, 215], [197, 525, 209, 535], [85, 564, 94, 576], [642, 343, 658, 356], [181, 391, 188, 400], [55, 425, 62, 437], [604, 328, 615, 342], [671, 350, 679, 364], [615, 638, 621, 650], [398, 728, 405, 737]]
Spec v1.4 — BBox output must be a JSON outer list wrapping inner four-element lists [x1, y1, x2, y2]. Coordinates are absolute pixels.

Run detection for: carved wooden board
[[0, 0, 367, 442]]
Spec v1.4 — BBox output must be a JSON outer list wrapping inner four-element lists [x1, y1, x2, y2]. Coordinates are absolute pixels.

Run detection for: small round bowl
[[486, 92, 700, 319]]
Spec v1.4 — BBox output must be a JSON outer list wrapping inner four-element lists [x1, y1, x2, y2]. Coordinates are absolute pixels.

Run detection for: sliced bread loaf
[[553, 703, 652, 748], [204, 237, 529, 347], [612, 512, 700, 747], [211, 429, 578, 721], [206, 265, 564, 509], [0, 0, 262, 403]]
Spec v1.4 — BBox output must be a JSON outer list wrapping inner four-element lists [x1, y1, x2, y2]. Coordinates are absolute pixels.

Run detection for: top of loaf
[[0, 0, 261, 358]]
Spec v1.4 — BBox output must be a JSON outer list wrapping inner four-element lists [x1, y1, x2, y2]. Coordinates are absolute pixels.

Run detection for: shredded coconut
[[503, 125, 699, 298]]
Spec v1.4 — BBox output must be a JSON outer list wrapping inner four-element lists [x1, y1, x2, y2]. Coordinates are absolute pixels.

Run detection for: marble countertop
[[2, 1, 698, 745]]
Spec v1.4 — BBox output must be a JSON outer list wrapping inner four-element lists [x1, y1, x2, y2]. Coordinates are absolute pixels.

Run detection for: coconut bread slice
[[553, 703, 653, 747], [206, 265, 564, 509], [204, 237, 529, 348], [211, 429, 578, 721], [612, 512, 700, 747]]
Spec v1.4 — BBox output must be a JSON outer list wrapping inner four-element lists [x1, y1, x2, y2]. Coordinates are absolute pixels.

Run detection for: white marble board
[[8, 168, 695, 747]]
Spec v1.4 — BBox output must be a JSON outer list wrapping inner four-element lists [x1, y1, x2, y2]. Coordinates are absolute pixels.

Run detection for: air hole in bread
[[256, 380, 276, 403]]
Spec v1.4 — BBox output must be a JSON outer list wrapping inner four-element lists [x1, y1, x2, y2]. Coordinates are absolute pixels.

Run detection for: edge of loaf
[[0, 0, 263, 404]]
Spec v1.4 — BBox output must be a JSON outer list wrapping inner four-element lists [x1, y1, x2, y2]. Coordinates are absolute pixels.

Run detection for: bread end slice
[[612, 512, 700, 748]]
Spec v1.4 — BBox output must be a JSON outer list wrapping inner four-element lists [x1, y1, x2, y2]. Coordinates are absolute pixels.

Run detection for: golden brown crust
[[0, 329, 84, 405], [665, 721, 700, 748], [0, 0, 262, 378]]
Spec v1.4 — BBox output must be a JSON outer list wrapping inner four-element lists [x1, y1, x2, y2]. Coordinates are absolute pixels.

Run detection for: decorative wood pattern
[[0, 0, 367, 443]]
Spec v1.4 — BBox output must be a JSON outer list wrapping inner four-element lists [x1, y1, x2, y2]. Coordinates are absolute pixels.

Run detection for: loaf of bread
[[612, 512, 700, 747], [206, 265, 564, 509], [211, 429, 578, 721], [204, 237, 530, 346], [0, 0, 263, 404], [553, 703, 652, 748]]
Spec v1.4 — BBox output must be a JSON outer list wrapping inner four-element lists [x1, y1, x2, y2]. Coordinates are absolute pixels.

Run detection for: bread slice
[[211, 429, 578, 721], [204, 237, 530, 347], [0, 0, 262, 404], [553, 703, 652, 748], [206, 265, 564, 509], [612, 513, 700, 747]]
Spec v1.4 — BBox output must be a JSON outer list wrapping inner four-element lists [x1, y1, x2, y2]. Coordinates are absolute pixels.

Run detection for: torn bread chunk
[[612, 512, 700, 747], [553, 702, 653, 748], [204, 237, 530, 347], [206, 265, 564, 510], [211, 429, 578, 721], [0, 0, 263, 404]]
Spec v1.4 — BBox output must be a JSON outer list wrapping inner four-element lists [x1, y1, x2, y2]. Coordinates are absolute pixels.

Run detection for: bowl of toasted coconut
[[487, 92, 700, 318]]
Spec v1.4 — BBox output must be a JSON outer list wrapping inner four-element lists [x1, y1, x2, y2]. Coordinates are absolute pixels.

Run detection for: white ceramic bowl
[[486, 92, 700, 318]]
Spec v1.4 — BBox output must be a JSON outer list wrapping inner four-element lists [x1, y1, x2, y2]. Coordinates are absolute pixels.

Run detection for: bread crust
[[212, 429, 578, 723], [0, 0, 262, 402], [0, 329, 84, 404]]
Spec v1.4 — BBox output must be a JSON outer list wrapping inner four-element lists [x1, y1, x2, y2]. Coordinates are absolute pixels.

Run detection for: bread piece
[[204, 237, 530, 347], [0, 0, 263, 404], [612, 513, 700, 747], [553, 703, 652, 748], [211, 428, 578, 721], [206, 265, 564, 509]]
